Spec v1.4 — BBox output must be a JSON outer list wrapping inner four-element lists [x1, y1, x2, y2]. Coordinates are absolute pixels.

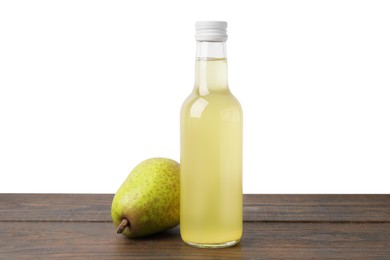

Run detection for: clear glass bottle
[[180, 21, 243, 248]]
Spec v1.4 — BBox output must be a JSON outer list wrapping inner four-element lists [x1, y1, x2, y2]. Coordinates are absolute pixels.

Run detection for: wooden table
[[1, 194, 389, 259]]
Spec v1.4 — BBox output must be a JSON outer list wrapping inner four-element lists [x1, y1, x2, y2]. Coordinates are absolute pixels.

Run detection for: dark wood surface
[[1, 194, 389, 259]]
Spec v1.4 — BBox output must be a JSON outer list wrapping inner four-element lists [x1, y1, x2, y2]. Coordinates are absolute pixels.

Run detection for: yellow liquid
[[180, 58, 243, 248]]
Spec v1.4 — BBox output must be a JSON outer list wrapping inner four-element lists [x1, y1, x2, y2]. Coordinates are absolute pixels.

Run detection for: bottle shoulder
[[181, 91, 242, 119], [182, 91, 241, 108]]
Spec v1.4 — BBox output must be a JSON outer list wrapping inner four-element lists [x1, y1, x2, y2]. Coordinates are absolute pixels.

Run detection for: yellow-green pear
[[111, 158, 180, 238]]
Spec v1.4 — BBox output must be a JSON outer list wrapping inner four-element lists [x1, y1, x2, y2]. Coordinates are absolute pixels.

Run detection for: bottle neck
[[194, 41, 228, 95]]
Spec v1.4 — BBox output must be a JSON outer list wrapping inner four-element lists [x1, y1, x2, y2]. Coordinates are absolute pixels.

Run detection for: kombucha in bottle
[[180, 21, 243, 248]]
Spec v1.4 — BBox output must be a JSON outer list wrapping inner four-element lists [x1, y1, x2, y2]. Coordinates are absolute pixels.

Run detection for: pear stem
[[116, 218, 129, 234]]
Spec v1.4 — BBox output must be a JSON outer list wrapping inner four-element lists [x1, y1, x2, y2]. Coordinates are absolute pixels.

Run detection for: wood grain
[[1, 194, 389, 222], [1, 222, 389, 259], [0, 194, 389, 259], [244, 194, 390, 222], [0, 194, 113, 222]]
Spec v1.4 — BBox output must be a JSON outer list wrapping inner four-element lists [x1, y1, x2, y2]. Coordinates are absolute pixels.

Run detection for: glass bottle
[[180, 21, 243, 248]]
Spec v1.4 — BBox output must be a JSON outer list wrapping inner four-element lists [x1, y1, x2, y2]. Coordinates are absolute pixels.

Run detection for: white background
[[1, 0, 389, 193]]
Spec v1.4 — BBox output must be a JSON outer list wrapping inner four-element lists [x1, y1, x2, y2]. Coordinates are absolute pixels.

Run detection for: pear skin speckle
[[111, 158, 180, 238]]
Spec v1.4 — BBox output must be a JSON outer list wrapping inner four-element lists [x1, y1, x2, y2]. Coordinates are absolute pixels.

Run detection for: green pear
[[111, 158, 180, 238]]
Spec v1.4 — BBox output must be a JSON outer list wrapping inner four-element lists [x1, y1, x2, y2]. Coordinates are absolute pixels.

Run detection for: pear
[[111, 158, 180, 238]]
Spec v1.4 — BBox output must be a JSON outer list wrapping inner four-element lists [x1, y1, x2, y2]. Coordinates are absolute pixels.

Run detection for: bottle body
[[180, 56, 243, 247]]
